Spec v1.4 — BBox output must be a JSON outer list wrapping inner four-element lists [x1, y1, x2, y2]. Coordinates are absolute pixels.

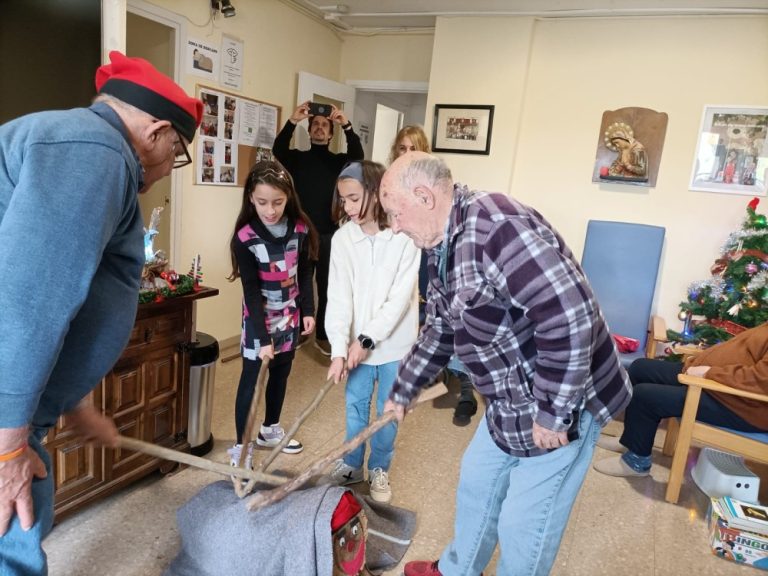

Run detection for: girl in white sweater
[[324, 160, 420, 503]]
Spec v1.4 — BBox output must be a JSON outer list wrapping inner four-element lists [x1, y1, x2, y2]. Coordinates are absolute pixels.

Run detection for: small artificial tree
[[668, 196, 768, 346]]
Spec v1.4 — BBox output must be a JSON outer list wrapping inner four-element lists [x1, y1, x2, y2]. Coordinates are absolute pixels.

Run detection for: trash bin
[[188, 332, 219, 456]]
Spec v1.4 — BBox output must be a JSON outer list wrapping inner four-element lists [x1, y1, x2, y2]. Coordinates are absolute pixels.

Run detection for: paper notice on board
[[238, 101, 261, 147], [221, 35, 243, 91], [258, 105, 278, 148]]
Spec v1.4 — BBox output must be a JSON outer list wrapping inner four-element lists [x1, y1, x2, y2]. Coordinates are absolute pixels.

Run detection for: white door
[[295, 72, 357, 152], [371, 104, 403, 165]]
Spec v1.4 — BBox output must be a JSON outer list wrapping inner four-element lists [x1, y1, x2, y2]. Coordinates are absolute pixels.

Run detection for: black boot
[[452, 370, 477, 427]]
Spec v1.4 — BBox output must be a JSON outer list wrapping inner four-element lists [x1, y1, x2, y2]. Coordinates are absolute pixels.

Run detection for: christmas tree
[[669, 197, 768, 346]]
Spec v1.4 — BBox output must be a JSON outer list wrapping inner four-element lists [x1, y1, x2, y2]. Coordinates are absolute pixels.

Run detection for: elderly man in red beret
[[0, 51, 201, 574]]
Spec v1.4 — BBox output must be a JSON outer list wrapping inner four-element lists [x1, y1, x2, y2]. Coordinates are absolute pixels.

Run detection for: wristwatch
[[357, 334, 375, 350], [342, 121, 353, 131]]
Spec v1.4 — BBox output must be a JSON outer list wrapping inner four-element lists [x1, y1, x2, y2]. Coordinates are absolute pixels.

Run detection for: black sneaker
[[453, 397, 478, 427]]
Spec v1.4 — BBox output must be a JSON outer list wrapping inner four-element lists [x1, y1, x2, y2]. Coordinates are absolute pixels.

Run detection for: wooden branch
[[116, 436, 286, 485], [245, 382, 448, 511], [258, 377, 338, 473], [234, 358, 269, 497]]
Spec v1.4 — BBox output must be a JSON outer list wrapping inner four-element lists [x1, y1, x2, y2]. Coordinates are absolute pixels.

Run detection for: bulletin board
[[195, 85, 281, 187]]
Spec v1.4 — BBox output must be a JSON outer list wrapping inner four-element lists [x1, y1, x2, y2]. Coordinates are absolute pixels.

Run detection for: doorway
[[296, 71, 357, 152], [126, 12, 174, 260], [351, 88, 428, 163], [125, 0, 184, 268]]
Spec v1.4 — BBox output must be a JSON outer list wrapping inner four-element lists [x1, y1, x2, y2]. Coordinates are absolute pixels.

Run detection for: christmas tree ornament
[[668, 196, 768, 346], [681, 311, 693, 339]]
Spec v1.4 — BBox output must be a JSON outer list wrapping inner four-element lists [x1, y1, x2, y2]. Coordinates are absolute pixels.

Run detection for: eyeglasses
[[171, 129, 192, 169]]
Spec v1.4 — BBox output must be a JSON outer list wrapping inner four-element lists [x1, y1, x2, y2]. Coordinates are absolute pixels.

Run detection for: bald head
[[380, 152, 455, 249], [381, 151, 452, 202]]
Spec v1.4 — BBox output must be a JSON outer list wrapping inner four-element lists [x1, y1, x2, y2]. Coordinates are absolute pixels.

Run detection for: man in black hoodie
[[273, 101, 364, 355]]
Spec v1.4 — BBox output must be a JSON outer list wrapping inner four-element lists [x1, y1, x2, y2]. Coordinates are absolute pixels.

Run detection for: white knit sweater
[[325, 221, 420, 365]]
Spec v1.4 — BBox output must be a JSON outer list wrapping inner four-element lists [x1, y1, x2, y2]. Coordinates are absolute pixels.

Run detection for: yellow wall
[[340, 33, 434, 82], [427, 15, 768, 332], [138, 4, 768, 344], [145, 0, 343, 344]]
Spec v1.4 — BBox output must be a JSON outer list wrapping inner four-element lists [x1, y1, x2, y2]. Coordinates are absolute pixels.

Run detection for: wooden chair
[[662, 373, 768, 503]]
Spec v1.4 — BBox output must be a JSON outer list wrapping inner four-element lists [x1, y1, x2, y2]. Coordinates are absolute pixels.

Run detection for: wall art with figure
[[592, 107, 668, 187], [689, 106, 768, 196]]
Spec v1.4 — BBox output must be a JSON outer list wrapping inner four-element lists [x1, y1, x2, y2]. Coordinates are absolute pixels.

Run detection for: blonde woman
[[387, 125, 430, 165]]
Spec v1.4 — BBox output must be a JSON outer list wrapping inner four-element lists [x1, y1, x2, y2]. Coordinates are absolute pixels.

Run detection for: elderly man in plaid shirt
[[380, 152, 632, 576]]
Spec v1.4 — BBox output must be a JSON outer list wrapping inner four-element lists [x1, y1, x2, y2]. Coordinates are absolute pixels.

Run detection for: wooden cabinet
[[44, 288, 217, 521]]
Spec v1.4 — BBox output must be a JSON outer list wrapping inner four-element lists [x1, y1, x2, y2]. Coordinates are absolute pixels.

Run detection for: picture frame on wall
[[689, 105, 768, 196], [432, 104, 494, 155]]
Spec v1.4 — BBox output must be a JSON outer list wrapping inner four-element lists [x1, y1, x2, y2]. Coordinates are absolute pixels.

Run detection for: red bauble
[[599, 166, 609, 177]]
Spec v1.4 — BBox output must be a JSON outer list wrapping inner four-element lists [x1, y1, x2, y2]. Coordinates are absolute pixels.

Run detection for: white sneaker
[[368, 467, 392, 503], [227, 443, 254, 470], [255, 424, 304, 454], [323, 459, 364, 486]]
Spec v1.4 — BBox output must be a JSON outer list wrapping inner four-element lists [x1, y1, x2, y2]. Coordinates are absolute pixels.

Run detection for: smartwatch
[[357, 334, 375, 350]]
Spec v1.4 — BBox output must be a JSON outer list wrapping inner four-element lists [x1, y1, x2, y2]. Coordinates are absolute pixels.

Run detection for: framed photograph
[[432, 104, 494, 155], [689, 105, 768, 196]]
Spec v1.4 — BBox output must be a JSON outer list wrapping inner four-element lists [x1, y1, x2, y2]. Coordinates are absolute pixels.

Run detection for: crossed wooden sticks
[[116, 360, 447, 509]]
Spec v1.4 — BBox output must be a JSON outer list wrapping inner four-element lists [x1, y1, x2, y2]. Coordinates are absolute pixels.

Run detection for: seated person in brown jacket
[[593, 322, 768, 477]]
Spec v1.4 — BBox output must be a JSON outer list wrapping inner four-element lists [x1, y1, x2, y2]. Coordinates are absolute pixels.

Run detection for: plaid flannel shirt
[[391, 186, 632, 456]]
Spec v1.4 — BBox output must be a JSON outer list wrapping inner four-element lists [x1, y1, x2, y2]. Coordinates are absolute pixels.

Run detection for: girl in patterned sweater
[[227, 161, 318, 468]]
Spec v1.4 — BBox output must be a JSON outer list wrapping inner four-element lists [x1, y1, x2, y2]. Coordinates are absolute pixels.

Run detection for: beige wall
[[145, 0, 343, 344], [137, 5, 768, 344], [340, 33, 434, 82], [427, 15, 768, 333]]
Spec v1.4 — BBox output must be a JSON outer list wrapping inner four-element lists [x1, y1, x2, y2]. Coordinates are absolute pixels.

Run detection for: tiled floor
[[43, 342, 758, 575]]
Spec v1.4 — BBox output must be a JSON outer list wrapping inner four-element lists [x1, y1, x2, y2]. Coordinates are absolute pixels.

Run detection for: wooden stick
[[245, 382, 448, 511], [116, 436, 286, 485], [258, 376, 337, 473], [221, 351, 241, 363], [234, 357, 270, 497]]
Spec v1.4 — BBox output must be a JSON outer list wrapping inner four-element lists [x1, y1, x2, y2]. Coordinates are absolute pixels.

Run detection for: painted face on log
[[332, 514, 366, 576]]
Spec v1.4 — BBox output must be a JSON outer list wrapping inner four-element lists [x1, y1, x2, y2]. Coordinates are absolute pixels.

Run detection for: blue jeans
[[439, 412, 600, 576], [0, 428, 54, 576], [342, 361, 398, 471]]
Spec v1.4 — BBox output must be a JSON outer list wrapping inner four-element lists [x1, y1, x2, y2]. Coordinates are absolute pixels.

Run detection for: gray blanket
[[164, 481, 416, 576]]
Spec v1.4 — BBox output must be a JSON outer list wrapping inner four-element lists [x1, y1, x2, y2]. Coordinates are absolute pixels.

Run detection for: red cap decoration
[[331, 491, 362, 532], [95, 51, 202, 143]]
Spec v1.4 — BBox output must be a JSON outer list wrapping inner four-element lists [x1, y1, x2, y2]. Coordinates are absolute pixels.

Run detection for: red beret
[[331, 491, 362, 532], [95, 51, 203, 143]]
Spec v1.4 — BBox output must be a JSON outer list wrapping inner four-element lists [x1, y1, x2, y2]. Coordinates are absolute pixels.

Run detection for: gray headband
[[338, 162, 364, 184]]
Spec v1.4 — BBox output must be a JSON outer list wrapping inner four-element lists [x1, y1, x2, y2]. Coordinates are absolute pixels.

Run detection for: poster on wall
[[689, 105, 768, 196], [196, 88, 238, 185], [187, 37, 220, 82], [221, 34, 243, 91]]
